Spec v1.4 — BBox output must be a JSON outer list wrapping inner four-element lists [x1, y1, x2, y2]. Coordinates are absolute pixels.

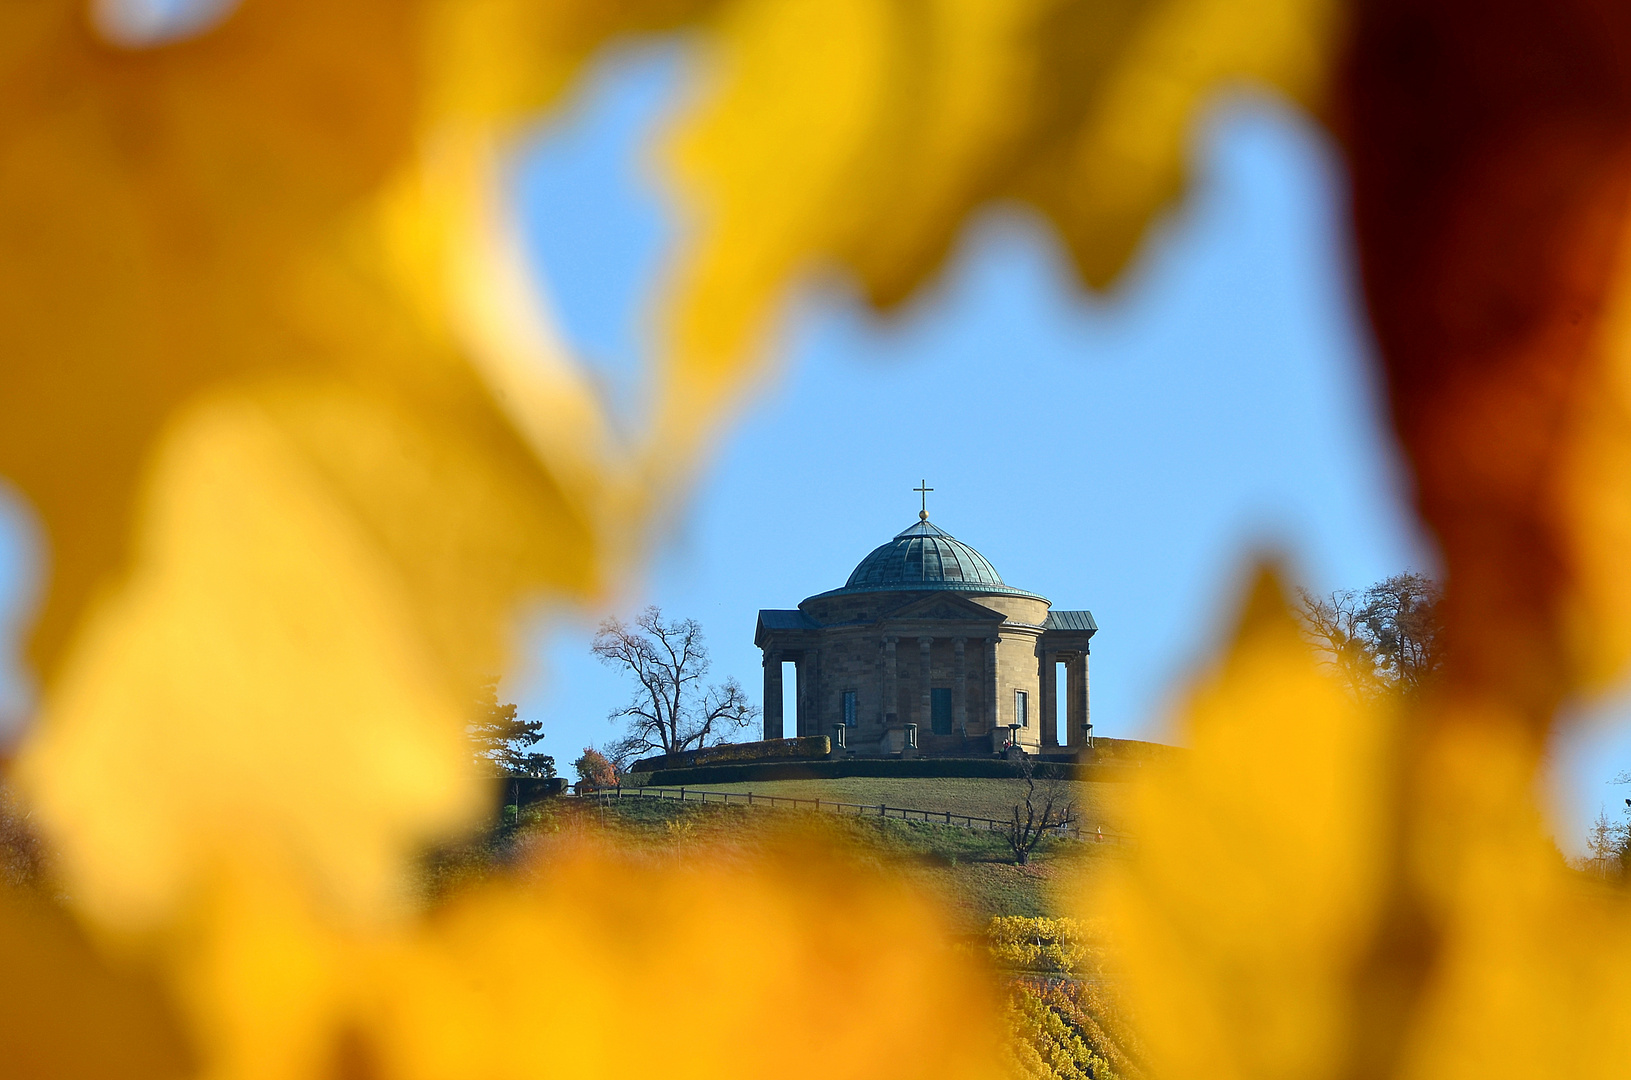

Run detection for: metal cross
[[914, 480, 933, 519]]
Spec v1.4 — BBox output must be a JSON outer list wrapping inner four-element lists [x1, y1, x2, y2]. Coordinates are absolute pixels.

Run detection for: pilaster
[[918, 636, 933, 727], [882, 636, 899, 725], [985, 635, 1000, 730]]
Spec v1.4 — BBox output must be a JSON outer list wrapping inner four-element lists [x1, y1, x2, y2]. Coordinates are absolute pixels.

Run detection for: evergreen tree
[[469, 677, 554, 776]]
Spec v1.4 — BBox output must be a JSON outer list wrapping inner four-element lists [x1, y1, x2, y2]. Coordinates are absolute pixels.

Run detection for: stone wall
[[804, 631, 1000, 741], [964, 594, 1050, 625]]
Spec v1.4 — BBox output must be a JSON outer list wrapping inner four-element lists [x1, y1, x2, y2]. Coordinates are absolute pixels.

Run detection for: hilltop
[[435, 774, 1129, 928]]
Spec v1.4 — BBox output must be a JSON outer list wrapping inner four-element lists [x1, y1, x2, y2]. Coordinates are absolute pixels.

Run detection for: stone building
[[755, 511, 1096, 756]]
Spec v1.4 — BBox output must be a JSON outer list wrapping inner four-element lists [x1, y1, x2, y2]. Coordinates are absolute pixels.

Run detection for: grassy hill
[[627, 776, 1129, 836], [435, 776, 1129, 929], [421, 780, 1143, 1080]]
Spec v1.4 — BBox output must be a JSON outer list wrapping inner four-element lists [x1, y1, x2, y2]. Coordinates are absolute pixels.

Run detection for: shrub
[[574, 747, 619, 791]]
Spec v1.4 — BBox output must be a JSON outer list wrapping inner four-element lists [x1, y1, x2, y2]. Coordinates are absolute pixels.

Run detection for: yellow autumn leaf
[[361, 839, 1004, 1080], [0, 1, 1032, 1075], [656, 0, 1342, 462], [0, 883, 192, 1079], [132, 831, 1003, 1080], [0, 2, 1374, 1080], [0, 0, 613, 928], [1095, 568, 1395, 1080], [1099, 570, 1631, 1080], [0, 0, 1344, 928], [1389, 710, 1631, 1080]]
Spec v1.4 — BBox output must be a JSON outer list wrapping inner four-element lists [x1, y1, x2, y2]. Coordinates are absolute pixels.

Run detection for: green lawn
[[424, 787, 1123, 928], [622, 776, 1129, 837], [593, 795, 1115, 926]]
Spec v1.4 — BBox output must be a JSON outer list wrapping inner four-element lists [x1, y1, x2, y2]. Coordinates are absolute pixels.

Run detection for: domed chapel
[[755, 489, 1097, 758]]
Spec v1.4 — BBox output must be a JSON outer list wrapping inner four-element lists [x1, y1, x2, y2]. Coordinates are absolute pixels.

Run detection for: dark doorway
[[930, 687, 952, 735]]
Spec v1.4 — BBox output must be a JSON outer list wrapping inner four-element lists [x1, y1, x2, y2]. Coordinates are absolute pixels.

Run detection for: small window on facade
[[843, 690, 857, 727], [1015, 689, 1029, 727], [930, 687, 952, 735]]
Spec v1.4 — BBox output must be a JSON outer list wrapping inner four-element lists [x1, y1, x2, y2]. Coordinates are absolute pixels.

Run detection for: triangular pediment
[[883, 592, 1006, 623]]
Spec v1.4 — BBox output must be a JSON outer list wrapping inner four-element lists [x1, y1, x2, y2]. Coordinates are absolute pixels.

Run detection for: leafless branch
[[593, 607, 760, 759], [1004, 754, 1076, 864], [1296, 574, 1443, 700]]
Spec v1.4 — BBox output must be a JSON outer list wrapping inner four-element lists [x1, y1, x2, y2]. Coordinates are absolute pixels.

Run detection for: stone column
[[763, 651, 783, 741], [793, 655, 806, 737], [872, 641, 885, 730], [805, 648, 821, 736], [882, 636, 899, 725], [985, 636, 1001, 730], [953, 637, 967, 735], [1039, 648, 1059, 747], [1068, 651, 1090, 747], [918, 636, 934, 727]]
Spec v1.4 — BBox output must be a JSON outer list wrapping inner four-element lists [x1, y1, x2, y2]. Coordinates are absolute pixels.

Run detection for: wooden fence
[[580, 785, 1127, 843]]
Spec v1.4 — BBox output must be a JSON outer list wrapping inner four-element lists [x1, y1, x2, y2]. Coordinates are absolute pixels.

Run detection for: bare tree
[[592, 607, 758, 759], [1587, 774, 1631, 880], [1363, 572, 1444, 692], [1584, 807, 1630, 880], [1296, 586, 1377, 699], [1297, 572, 1444, 699], [1004, 754, 1076, 865]]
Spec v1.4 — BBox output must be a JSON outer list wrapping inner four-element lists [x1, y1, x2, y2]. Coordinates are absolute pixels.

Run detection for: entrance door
[[930, 687, 952, 735]]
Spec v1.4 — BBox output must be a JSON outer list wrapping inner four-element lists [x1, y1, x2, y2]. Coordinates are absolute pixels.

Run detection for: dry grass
[[631, 777, 1130, 835], [422, 789, 1123, 929]]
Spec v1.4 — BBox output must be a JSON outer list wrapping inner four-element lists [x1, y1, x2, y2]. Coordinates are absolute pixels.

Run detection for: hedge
[[628, 735, 831, 774], [495, 775, 566, 809], [1085, 736, 1177, 765]]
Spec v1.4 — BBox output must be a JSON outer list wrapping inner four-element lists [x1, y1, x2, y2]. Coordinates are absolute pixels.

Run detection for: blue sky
[[508, 43, 1425, 750], [0, 37, 1624, 850], [500, 42, 1631, 847]]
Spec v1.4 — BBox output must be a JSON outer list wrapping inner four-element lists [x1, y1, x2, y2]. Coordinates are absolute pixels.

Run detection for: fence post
[[748, 792, 753, 805]]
